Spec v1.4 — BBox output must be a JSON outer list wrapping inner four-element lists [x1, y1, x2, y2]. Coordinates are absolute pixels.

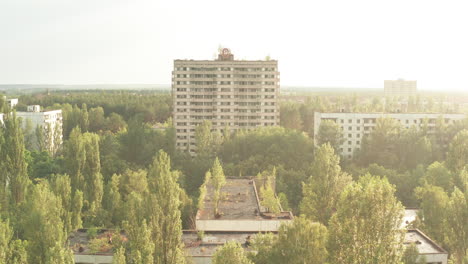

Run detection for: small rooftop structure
[[404, 229, 448, 264], [7, 98, 18, 108], [27, 105, 41, 112], [401, 208, 419, 228], [196, 178, 293, 232]]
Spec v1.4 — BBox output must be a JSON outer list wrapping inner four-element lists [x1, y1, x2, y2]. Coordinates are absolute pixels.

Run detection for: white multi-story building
[[384, 79, 417, 97], [172, 48, 280, 153], [314, 112, 466, 158], [7, 98, 19, 108], [16, 105, 63, 153]]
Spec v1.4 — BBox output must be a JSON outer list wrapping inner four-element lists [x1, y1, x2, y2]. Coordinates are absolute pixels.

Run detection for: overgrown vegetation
[[0, 91, 466, 264]]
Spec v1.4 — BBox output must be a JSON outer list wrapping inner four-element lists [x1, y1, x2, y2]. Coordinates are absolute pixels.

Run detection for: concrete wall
[[420, 253, 448, 264], [191, 256, 212, 264], [74, 254, 113, 264], [195, 219, 292, 232]]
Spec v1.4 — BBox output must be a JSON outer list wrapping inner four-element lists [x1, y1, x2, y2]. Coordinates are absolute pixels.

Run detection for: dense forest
[[0, 91, 467, 264]]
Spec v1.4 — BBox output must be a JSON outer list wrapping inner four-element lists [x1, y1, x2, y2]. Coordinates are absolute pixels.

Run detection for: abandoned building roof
[[196, 178, 293, 221], [405, 229, 447, 255], [68, 229, 127, 256], [182, 230, 261, 257]]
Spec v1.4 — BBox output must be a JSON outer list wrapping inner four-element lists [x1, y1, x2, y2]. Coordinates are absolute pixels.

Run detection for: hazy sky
[[1, 0, 467, 91]]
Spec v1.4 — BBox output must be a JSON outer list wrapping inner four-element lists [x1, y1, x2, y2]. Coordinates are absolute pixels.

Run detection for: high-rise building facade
[[384, 79, 417, 97], [172, 49, 280, 153]]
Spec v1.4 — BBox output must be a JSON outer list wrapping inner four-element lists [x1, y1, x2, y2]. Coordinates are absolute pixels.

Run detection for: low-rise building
[[195, 178, 293, 232], [401, 209, 448, 264], [185, 178, 293, 263], [405, 229, 448, 264], [314, 112, 466, 158]]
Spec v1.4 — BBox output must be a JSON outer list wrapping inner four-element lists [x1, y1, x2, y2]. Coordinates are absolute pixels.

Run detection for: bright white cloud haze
[[1, 0, 467, 91]]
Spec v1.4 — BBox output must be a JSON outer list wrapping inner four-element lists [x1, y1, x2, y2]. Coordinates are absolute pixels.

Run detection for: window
[[348, 119, 352, 123], [357, 119, 361, 123], [348, 127, 352, 131], [348, 134, 352, 138], [356, 141, 360, 144], [348, 148, 352, 152], [348, 141, 352, 145], [357, 127, 361, 131]]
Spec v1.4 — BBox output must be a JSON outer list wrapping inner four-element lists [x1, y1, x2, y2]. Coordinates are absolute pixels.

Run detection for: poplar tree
[[123, 220, 154, 264], [82, 132, 104, 217], [2, 113, 30, 205], [103, 174, 123, 226], [414, 184, 449, 243], [65, 127, 86, 194], [328, 175, 404, 264], [210, 157, 226, 216], [259, 175, 281, 214], [300, 143, 352, 224], [275, 217, 328, 264], [49, 174, 73, 234], [212, 241, 253, 264], [0, 219, 28, 264], [113, 247, 127, 264], [445, 188, 467, 264], [447, 129, 468, 173], [316, 120, 344, 152], [65, 127, 103, 222], [146, 150, 185, 264], [22, 183, 73, 264]]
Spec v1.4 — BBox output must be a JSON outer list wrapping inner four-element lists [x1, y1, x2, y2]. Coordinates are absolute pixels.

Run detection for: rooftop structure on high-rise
[[384, 79, 417, 97]]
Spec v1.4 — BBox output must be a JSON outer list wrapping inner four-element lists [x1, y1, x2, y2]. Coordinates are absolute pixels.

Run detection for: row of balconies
[[173, 76, 280, 81]]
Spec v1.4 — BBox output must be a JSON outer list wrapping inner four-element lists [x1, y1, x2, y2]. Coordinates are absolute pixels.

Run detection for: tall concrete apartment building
[[314, 112, 466, 159], [172, 49, 280, 153], [384, 79, 417, 97]]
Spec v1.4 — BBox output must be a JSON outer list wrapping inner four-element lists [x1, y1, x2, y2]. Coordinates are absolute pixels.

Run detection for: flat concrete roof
[[405, 229, 447, 255], [68, 229, 127, 256], [197, 178, 292, 221], [198, 179, 260, 220]]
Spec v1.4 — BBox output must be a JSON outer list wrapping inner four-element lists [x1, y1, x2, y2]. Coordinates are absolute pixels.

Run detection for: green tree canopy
[[447, 129, 468, 172], [328, 175, 405, 264], [212, 241, 253, 264], [146, 150, 186, 264], [316, 120, 344, 152], [300, 143, 352, 224]]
